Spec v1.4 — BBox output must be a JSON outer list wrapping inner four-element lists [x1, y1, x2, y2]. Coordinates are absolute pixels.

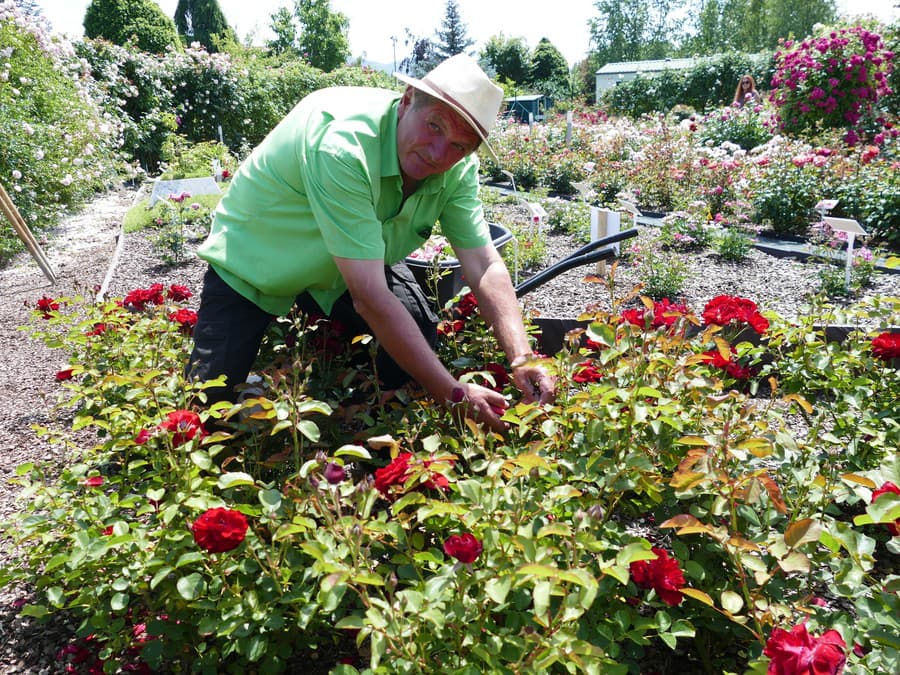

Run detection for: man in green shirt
[[189, 54, 555, 431]]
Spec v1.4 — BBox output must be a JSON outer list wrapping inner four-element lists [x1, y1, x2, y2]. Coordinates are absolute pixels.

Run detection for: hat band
[[421, 76, 488, 137]]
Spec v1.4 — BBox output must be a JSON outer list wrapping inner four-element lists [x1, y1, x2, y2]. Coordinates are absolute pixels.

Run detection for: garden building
[[595, 57, 698, 99], [504, 94, 551, 123]]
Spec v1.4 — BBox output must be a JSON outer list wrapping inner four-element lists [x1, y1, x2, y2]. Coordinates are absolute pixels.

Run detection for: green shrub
[[0, 10, 122, 262], [699, 103, 774, 150], [83, 0, 181, 54], [715, 227, 754, 261]]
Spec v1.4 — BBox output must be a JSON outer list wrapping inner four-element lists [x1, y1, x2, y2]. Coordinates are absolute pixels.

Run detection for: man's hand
[[447, 381, 509, 433], [511, 359, 556, 405]]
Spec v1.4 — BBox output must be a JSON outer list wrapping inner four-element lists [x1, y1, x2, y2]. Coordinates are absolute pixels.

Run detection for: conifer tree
[[174, 0, 235, 52], [433, 0, 474, 61]]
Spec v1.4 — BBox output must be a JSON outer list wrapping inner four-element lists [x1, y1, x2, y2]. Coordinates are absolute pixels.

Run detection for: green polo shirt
[[197, 86, 491, 316]]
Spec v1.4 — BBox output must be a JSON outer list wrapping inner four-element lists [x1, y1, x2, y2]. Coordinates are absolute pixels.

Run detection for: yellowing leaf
[[720, 590, 744, 614], [840, 473, 877, 489], [678, 435, 712, 446], [777, 551, 810, 574], [784, 518, 822, 549], [681, 587, 714, 607], [783, 393, 813, 414]]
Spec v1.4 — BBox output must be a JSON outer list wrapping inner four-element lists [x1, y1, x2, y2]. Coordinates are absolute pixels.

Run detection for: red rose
[[454, 292, 478, 319], [134, 429, 151, 445], [572, 360, 602, 383], [191, 507, 248, 553], [221, 169, 231, 179], [871, 481, 900, 536], [458, 362, 509, 391], [622, 298, 690, 330], [83, 476, 105, 488], [168, 308, 198, 335], [871, 332, 900, 361], [122, 284, 165, 311], [85, 322, 109, 336], [166, 284, 192, 302], [629, 547, 686, 606], [36, 295, 59, 319], [437, 319, 465, 336], [374, 452, 451, 498], [158, 410, 207, 447], [702, 295, 769, 334], [55, 368, 74, 381], [701, 347, 753, 379], [443, 532, 483, 563], [763, 623, 846, 675]]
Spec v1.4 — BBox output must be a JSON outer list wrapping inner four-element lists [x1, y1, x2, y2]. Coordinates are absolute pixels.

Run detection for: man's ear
[[398, 86, 414, 116]]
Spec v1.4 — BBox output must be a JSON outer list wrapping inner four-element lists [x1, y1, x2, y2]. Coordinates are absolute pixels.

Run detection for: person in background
[[188, 54, 556, 432], [733, 74, 760, 108]]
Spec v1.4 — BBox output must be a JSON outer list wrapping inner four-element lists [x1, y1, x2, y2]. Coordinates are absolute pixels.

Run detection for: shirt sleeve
[[436, 156, 492, 250], [301, 124, 386, 261]]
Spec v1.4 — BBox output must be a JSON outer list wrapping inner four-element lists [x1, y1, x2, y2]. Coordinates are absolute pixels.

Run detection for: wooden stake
[[0, 181, 56, 283]]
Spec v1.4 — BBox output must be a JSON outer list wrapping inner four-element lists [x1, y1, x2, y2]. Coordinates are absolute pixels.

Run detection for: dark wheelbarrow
[[407, 226, 639, 354], [513, 228, 639, 354]]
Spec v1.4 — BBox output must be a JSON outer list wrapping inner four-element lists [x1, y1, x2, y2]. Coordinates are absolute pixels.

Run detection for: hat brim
[[394, 71, 499, 163]]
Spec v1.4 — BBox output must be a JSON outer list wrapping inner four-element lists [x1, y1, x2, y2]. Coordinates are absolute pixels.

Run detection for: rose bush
[[3, 276, 898, 673]]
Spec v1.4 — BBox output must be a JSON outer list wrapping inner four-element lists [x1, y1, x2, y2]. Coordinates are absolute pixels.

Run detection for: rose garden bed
[[0, 185, 898, 674]]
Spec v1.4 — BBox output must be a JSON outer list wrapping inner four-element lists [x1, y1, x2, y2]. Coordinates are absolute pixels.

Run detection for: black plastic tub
[[405, 223, 513, 308]]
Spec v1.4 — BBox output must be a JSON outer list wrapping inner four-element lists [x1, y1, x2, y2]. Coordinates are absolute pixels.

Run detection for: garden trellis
[[0, 181, 55, 283]]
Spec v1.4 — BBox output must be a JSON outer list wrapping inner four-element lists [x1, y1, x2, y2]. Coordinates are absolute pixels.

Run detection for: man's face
[[396, 88, 481, 184]]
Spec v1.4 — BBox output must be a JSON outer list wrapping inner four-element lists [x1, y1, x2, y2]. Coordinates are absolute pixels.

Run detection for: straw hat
[[395, 54, 504, 161]]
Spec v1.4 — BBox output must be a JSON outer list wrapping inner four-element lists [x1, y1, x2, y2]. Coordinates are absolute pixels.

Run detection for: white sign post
[[824, 216, 867, 293], [590, 207, 621, 275]]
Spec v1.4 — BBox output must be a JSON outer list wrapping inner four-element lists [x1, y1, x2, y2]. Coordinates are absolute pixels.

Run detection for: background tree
[[267, 6, 298, 55], [433, 0, 474, 61], [398, 29, 438, 78], [294, 0, 350, 72], [529, 38, 571, 99], [481, 34, 531, 85], [173, 0, 235, 52], [83, 0, 181, 54], [764, 0, 837, 47]]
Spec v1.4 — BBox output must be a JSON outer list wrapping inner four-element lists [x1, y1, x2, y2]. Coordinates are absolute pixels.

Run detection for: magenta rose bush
[[6, 277, 899, 674]]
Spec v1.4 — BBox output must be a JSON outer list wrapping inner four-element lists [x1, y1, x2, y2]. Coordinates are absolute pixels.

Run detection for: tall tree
[[481, 34, 531, 84], [173, 0, 235, 52], [588, 0, 683, 66], [83, 0, 181, 54], [266, 6, 298, 56], [764, 0, 837, 46], [529, 38, 570, 98], [433, 0, 474, 61], [295, 0, 350, 72]]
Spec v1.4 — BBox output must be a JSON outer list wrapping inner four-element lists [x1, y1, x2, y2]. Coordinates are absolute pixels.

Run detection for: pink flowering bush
[[770, 25, 894, 144]]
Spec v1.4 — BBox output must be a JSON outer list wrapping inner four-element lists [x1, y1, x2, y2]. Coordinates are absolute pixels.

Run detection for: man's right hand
[[447, 381, 509, 433]]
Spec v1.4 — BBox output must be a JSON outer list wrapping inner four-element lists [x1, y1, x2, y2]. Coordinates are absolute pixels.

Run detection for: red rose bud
[[83, 476, 105, 487], [191, 507, 248, 553], [55, 368, 74, 381], [763, 623, 846, 675], [443, 532, 483, 563], [324, 462, 346, 484]]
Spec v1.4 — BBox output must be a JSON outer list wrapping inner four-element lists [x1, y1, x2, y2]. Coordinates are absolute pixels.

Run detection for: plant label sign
[[815, 199, 839, 212], [149, 177, 221, 207], [823, 216, 866, 236]]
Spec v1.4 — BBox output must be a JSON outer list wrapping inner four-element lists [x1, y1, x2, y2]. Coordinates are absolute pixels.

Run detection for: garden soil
[[0, 185, 898, 672]]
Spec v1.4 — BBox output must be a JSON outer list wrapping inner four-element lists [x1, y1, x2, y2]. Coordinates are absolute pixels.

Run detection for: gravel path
[[0, 185, 897, 672]]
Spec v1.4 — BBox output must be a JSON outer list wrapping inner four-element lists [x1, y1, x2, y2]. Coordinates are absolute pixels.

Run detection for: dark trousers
[[187, 264, 439, 403]]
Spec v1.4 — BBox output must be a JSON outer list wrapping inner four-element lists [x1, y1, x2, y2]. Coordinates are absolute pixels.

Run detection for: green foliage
[[714, 225, 755, 262], [0, 10, 122, 261], [266, 6, 298, 56], [295, 0, 350, 72], [5, 276, 900, 672], [603, 51, 776, 118], [173, 0, 236, 53], [159, 139, 237, 179], [629, 238, 689, 298], [122, 191, 220, 234], [83, 0, 181, 54], [481, 33, 531, 85], [659, 208, 715, 251], [699, 102, 774, 150]]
